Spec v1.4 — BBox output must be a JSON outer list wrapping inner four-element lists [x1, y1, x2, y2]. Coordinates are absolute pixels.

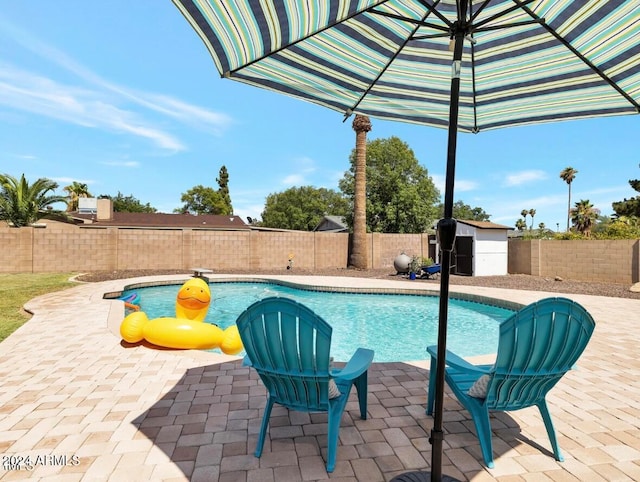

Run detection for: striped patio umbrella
[[172, 1, 640, 479]]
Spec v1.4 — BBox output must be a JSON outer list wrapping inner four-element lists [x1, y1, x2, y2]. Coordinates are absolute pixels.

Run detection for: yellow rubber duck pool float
[[119, 278, 243, 354]]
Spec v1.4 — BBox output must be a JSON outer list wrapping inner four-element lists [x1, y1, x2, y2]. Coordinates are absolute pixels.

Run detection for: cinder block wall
[[0, 225, 351, 273], [507, 238, 532, 274], [371, 233, 428, 269], [2, 224, 637, 284], [508, 239, 639, 284], [117, 229, 184, 270]]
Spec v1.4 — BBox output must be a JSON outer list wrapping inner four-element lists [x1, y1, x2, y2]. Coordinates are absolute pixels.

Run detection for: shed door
[[454, 236, 473, 276]]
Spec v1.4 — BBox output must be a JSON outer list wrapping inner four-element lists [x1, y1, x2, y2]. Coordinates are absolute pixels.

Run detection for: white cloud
[[142, 94, 234, 135], [431, 174, 478, 194], [0, 65, 185, 151], [504, 169, 547, 186], [51, 177, 96, 185], [0, 18, 234, 145], [100, 160, 141, 168], [282, 174, 305, 186], [278, 156, 318, 186]]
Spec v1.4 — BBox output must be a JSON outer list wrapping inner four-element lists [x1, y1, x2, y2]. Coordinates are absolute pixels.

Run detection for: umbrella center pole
[[429, 8, 467, 481]]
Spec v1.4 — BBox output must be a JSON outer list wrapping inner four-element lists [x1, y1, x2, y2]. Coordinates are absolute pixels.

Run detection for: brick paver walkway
[[1, 274, 639, 481]]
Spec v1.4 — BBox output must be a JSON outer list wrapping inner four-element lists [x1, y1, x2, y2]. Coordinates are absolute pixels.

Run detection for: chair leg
[[326, 406, 343, 473], [354, 372, 368, 420], [470, 406, 495, 469], [255, 396, 274, 457], [538, 400, 564, 462], [426, 355, 436, 415]]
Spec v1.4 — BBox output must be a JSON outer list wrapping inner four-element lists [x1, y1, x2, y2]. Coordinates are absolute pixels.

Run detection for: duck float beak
[[175, 278, 211, 321]]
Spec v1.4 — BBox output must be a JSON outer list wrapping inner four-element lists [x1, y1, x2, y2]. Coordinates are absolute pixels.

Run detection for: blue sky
[[1, 3, 638, 230]]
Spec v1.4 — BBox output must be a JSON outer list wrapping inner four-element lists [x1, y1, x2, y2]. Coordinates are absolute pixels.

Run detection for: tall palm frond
[[0, 174, 66, 227]]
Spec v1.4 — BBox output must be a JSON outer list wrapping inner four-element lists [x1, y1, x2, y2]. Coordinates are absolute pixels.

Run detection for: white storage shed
[[449, 220, 511, 276]]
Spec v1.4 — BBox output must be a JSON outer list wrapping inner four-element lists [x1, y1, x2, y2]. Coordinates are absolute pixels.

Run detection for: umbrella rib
[[470, 0, 492, 23], [368, 9, 449, 33], [474, 18, 543, 33], [412, 32, 454, 41], [514, 1, 640, 112], [343, 8, 439, 119], [416, 0, 453, 28], [473, 0, 538, 30], [224, 0, 392, 76], [470, 39, 479, 132]]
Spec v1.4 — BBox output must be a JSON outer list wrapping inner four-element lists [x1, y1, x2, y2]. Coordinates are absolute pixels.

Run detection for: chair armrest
[[427, 345, 491, 375], [332, 348, 374, 381]]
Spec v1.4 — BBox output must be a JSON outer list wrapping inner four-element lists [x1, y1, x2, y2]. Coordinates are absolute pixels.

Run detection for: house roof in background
[[73, 212, 249, 229], [314, 215, 348, 232]]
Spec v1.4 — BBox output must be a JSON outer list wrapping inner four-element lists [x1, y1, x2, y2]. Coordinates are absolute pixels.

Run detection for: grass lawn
[[0, 273, 76, 343]]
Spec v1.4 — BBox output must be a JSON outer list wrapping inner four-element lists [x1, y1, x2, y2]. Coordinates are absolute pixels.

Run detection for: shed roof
[[457, 219, 512, 230]]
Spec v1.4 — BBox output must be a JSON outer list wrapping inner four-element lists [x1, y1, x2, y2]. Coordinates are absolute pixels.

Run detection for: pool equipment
[[119, 278, 243, 354], [119, 292, 141, 311]]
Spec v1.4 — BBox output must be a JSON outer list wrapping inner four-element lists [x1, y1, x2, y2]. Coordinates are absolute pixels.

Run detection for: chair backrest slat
[[487, 297, 595, 410], [236, 297, 333, 411]]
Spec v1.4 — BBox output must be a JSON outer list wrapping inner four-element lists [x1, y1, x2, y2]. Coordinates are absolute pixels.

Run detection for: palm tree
[[529, 208, 536, 230], [0, 173, 66, 227], [63, 181, 92, 212], [560, 167, 578, 231], [571, 199, 599, 237], [515, 218, 526, 231], [520, 209, 529, 229], [350, 114, 372, 269]]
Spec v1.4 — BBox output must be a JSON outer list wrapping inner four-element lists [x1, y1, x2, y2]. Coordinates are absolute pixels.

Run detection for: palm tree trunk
[[350, 115, 371, 269], [567, 183, 571, 231]]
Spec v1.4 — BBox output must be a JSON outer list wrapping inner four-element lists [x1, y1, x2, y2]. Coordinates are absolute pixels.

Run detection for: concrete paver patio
[[1, 274, 639, 481]]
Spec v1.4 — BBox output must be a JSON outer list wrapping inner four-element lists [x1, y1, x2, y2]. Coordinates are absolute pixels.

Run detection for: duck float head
[[175, 277, 211, 321], [119, 278, 243, 355]]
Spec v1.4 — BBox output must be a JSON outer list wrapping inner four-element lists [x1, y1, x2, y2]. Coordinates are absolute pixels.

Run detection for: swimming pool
[[125, 281, 514, 362]]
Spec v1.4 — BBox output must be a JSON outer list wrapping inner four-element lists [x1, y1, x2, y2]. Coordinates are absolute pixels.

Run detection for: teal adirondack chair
[[427, 297, 595, 468], [235, 297, 374, 473]]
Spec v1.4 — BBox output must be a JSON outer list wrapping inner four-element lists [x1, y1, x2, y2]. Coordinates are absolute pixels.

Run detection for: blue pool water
[[126, 281, 514, 362]]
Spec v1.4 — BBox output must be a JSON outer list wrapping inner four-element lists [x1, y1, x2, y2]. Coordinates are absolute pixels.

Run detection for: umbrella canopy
[[172, 1, 640, 479], [173, 0, 640, 131]]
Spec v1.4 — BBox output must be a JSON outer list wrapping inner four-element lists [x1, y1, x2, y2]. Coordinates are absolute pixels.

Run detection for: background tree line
[[514, 166, 640, 239], [261, 136, 489, 233], [2, 151, 639, 239]]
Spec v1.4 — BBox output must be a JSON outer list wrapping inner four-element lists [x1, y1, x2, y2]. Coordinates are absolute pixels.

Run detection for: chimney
[[97, 198, 113, 221]]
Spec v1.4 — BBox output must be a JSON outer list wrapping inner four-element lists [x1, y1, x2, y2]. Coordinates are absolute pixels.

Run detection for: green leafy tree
[[176, 185, 227, 215], [515, 218, 527, 231], [612, 178, 640, 218], [595, 216, 640, 239], [99, 192, 157, 213], [261, 186, 349, 231], [339, 136, 440, 233], [0, 174, 66, 227], [216, 165, 233, 215], [438, 200, 490, 221], [63, 181, 92, 212], [571, 199, 599, 236]]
